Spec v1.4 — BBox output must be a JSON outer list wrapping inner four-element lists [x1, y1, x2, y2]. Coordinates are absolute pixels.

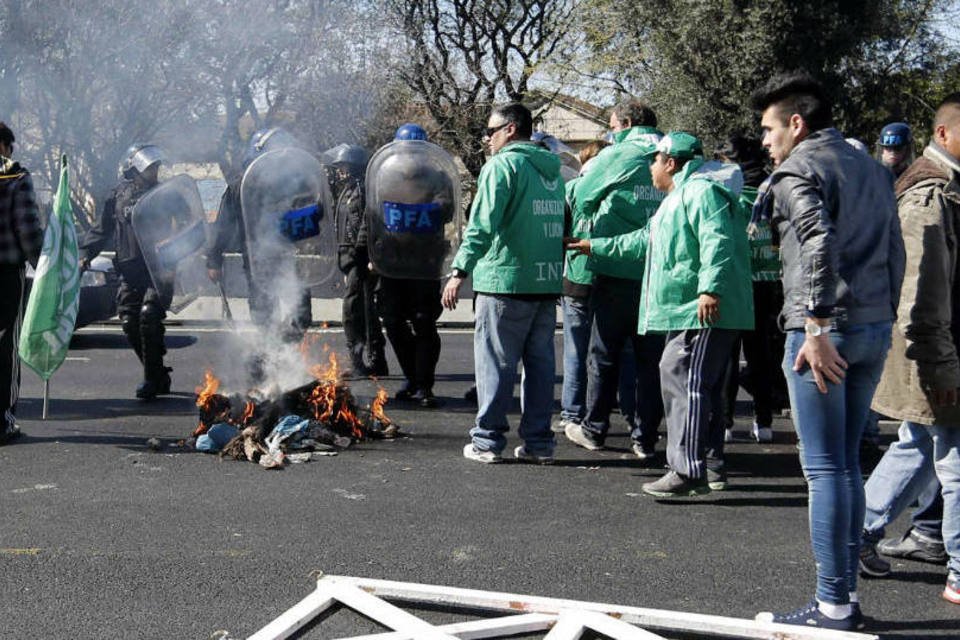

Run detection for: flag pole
[[42, 379, 50, 419]]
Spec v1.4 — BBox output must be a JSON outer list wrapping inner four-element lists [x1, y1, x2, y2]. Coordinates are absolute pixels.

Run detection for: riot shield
[[240, 147, 335, 291], [131, 174, 208, 313], [365, 140, 462, 280]]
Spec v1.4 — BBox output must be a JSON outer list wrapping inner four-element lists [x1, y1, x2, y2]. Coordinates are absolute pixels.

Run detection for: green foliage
[[577, 0, 958, 150]]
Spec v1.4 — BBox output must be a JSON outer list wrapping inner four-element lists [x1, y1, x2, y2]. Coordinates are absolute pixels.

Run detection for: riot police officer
[[366, 124, 461, 407], [877, 121, 914, 177], [206, 128, 315, 383], [80, 144, 172, 400], [324, 143, 388, 377]]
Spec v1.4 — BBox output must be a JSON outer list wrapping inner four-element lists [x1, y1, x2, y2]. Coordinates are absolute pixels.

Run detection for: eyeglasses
[[484, 123, 510, 138]]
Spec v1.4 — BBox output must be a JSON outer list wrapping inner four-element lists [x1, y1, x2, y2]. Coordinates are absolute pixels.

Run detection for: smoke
[[0, 0, 402, 222], [215, 140, 331, 393]]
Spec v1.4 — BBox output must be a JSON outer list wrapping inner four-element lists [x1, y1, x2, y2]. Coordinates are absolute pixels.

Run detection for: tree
[[0, 0, 405, 224], [384, 0, 578, 177], [574, 0, 959, 148]]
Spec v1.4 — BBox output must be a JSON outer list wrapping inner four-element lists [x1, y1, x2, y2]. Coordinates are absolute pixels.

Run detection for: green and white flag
[[19, 154, 80, 380]]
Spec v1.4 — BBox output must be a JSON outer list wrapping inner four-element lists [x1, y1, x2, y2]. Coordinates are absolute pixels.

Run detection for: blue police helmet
[[878, 122, 911, 147], [394, 123, 428, 141]]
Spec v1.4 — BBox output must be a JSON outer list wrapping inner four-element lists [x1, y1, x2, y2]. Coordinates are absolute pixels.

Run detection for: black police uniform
[[205, 175, 312, 381], [81, 178, 172, 399], [330, 165, 387, 376]]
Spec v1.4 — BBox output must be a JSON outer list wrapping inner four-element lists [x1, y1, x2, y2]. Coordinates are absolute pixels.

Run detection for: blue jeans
[[583, 276, 663, 446], [561, 295, 591, 423], [863, 420, 960, 575], [783, 322, 891, 605], [470, 294, 557, 456], [560, 294, 642, 427]]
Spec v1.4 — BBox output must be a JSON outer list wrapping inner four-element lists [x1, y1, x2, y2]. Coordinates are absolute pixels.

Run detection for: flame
[[193, 369, 222, 437], [337, 403, 364, 439], [241, 401, 255, 425], [371, 386, 389, 422], [305, 350, 366, 438], [309, 351, 341, 384], [195, 369, 220, 407]]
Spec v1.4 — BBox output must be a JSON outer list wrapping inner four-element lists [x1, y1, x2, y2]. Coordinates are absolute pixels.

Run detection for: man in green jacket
[[442, 103, 565, 464], [567, 132, 754, 495], [563, 100, 666, 460]]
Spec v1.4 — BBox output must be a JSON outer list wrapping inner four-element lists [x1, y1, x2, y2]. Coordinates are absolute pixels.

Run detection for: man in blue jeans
[[751, 73, 905, 631], [857, 93, 960, 605], [442, 103, 565, 464], [563, 100, 666, 460]]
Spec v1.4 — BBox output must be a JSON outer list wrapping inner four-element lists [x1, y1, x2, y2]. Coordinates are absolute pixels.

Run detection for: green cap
[[656, 131, 703, 160]]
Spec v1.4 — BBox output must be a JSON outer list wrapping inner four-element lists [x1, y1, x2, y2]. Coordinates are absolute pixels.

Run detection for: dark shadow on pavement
[[654, 496, 808, 507], [4, 432, 195, 454], [69, 333, 198, 350], [18, 396, 196, 421], [869, 618, 960, 638]]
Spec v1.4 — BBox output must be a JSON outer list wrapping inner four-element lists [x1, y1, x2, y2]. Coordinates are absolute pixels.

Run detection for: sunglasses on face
[[484, 123, 510, 138]]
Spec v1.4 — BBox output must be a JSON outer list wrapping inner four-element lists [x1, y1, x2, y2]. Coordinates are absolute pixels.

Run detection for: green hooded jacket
[[588, 159, 754, 333], [451, 141, 565, 294], [567, 126, 664, 282]]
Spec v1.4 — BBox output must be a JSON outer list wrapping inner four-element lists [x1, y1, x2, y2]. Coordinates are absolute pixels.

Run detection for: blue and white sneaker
[[755, 600, 860, 631]]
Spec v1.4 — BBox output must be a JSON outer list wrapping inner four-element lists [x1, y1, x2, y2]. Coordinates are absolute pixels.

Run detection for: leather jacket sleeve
[[773, 170, 838, 318]]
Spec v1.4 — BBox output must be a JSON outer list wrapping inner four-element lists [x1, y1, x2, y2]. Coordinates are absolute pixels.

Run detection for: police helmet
[[121, 144, 163, 179], [242, 127, 301, 168], [322, 143, 369, 168], [878, 122, 911, 148], [394, 123, 428, 141]]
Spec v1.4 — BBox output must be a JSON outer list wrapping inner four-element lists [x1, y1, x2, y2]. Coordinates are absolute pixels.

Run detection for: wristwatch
[[804, 322, 832, 337], [448, 268, 468, 279]]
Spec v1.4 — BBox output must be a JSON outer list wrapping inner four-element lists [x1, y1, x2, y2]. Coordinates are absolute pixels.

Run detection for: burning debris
[[192, 350, 399, 469]]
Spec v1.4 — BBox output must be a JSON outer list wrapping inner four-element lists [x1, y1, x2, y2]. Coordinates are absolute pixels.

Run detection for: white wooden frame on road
[[245, 575, 880, 640]]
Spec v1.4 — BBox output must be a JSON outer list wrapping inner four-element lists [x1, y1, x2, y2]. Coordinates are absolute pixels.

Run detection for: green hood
[[674, 158, 744, 196], [611, 125, 663, 149], [499, 141, 562, 181]]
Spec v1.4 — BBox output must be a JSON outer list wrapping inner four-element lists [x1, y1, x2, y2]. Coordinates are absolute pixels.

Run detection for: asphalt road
[[1, 324, 956, 639]]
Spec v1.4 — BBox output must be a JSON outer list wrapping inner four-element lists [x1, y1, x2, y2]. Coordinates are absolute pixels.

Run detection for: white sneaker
[[564, 422, 603, 450], [552, 418, 574, 434], [514, 445, 554, 465], [463, 443, 502, 464], [752, 423, 773, 443], [631, 442, 656, 460], [723, 428, 735, 443]]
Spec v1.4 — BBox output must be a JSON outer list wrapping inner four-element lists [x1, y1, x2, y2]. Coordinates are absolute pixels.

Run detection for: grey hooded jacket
[[770, 128, 905, 330]]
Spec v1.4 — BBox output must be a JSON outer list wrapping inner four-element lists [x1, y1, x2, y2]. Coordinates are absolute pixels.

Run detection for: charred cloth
[[192, 366, 398, 468]]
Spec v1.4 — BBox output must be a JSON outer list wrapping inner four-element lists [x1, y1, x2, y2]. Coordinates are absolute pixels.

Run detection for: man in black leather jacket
[[752, 72, 905, 631]]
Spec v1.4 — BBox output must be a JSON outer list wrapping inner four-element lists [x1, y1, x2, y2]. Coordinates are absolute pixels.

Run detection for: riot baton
[[218, 281, 234, 322]]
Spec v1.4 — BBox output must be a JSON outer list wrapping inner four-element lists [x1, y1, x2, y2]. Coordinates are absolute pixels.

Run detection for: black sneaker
[[642, 470, 710, 497], [464, 385, 477, 405], [415, 389, 439, 408], [859, 542, 891, 578], [395, 382, 418, 401], [755, 600, 858, 631], [0, 422, 22, 446], [368, 353, 389, 378], [136, 379, 160, 400], [878, 528, 948, 564], [851, 603, 867, 630]]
